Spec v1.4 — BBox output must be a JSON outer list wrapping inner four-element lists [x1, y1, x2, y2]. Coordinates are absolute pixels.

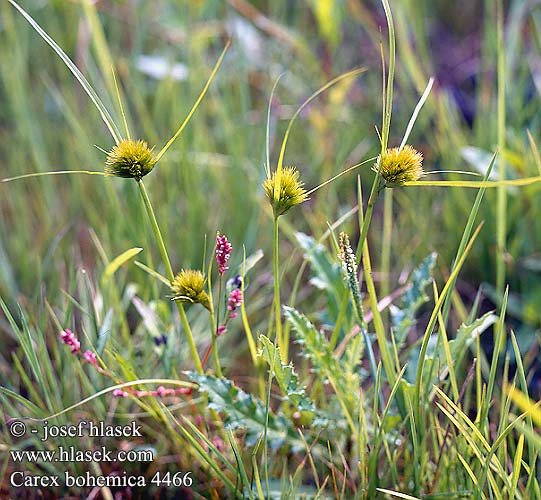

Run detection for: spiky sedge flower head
[[263, 166, 308, 217], [374, 145, 424, 187], [171, 269, 210, 310], [216, 232, 232, 275], [105, 139, 157, 180]]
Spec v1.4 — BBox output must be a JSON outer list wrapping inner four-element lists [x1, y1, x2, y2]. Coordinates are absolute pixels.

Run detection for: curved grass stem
[[137, 180, 203, 374]]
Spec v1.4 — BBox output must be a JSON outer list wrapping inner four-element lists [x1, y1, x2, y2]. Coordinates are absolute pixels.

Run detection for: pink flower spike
[[60, 329, 80, 354], [217, 325, 227, 336], [216, 233, 232, 275], [83, 350, 97, 366], [227, 288, 243, 312], [113, 389, 129, 398]]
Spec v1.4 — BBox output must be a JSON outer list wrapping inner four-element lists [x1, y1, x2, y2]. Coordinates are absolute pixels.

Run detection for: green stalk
[[380, 187, 393, 305], [273, 216, 286, 362], [356, 176, 384, 263], [212, 277, 224, 377], [137, 179, 203, 374], [496, 0, 506, 295]]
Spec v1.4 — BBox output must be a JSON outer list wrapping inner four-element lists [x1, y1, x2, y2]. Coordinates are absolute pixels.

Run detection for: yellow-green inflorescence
[[105, 139, 157, 180], [263, 166, 309, 217], [375, 145, 424, 187], [171, 269, 210, 310]]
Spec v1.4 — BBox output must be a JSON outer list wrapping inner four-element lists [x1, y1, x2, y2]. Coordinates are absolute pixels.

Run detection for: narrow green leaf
[[103, 247, 143, 282], [8, 0, 122, 143], [154, 41, 231, 163]]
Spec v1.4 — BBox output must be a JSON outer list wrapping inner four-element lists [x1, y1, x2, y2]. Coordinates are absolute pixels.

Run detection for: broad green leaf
[[103, 247, 142, 282], [0, 386, 44, 416], [188, 372, 297, 450], [296, 232, 351, 330]]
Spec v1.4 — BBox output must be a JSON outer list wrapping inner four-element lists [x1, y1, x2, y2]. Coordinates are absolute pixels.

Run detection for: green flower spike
[[171, 270, 211, 310]]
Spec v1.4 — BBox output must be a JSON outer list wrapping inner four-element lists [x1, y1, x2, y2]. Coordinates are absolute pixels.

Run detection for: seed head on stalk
[[105, 139, 157, 180], [374, 145, 424, 187], [263, 166, 308, 217], [171, 269, 211, 310]]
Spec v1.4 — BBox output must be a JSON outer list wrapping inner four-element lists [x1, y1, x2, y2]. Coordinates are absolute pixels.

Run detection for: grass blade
[[8, 0, 122, 144]]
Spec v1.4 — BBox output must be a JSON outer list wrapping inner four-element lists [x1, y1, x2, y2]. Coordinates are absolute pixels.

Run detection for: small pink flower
[[211, 436, 226, 453], [83, 350, 97, 366], [227, 288, 243, 312], [217, 325, 227, 336], [216, 233, 232, 275], [60, 329, 80, 354], [113, 389, 129, 398]]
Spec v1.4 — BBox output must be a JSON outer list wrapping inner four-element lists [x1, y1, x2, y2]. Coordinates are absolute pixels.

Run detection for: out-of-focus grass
[[2, 0, 541, 498]]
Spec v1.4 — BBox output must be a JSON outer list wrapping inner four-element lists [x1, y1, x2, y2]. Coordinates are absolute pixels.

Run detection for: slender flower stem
[[273, 216, 285, 362], [212, 277, 224, 376], [137, 180, 203, 374]]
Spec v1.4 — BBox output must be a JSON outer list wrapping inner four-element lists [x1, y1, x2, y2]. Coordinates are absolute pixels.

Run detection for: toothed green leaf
[[258, 334, 315, 413], [188, 372, 297, 450]]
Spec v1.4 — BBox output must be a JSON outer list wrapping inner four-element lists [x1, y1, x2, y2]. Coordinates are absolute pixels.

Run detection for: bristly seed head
[[338, 232, 358, 283], [374, 145, 424, 187], [263, 166, 308, 217], [338, 232, 364, 323], [171, 269, 210, 310], [105, 139, 157, 180]]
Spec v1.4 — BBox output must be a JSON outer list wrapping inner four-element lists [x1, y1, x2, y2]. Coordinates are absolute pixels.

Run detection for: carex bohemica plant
[[263, 68, 373, 363], [374, 144, 424, 187], [171, 269, 211, 310], [6, 0, 230, 375], [263, 165, 309, 217], [104, 139, 157, 180]]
